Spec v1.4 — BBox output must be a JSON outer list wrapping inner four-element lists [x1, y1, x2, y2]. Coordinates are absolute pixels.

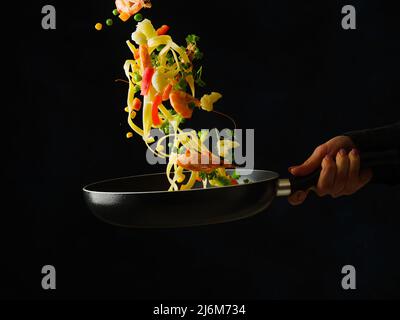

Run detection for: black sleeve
[[344, 122, 400, 185], [344, 122, 400, 152]]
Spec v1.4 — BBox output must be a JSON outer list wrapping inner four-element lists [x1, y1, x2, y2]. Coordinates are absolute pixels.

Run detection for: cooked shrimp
[[169, 90, 200, 119], [116, 0, 152, 17], [177, 150, 235, 173]]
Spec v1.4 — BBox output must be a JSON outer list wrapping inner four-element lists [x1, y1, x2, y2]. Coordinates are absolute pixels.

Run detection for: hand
[[288, 136, 373, 205]]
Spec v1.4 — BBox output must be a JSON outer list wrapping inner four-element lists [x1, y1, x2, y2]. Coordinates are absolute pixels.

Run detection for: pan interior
[[84, 170, 279, 193]]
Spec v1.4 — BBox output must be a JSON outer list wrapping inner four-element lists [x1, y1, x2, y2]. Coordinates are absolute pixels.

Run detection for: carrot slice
[[156, 25, 170, 36]]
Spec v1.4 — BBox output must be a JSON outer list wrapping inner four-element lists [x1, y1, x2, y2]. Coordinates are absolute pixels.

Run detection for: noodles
[[115, 9, 240, 191]]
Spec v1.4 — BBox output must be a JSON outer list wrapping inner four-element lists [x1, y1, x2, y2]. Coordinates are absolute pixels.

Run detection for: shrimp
[[116, 0, 152, 17], [169, 90, 200, 119], [177, 150, 235, 173]]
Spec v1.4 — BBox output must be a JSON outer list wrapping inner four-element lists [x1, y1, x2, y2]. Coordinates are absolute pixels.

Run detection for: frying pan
[[83, 150, 399, 228]]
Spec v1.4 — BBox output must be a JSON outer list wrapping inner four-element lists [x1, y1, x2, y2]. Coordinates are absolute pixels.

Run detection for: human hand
[[288, 136, 373, 205]]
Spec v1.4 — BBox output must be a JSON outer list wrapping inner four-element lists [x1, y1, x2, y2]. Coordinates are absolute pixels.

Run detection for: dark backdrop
[[4, 0, 400, 299]]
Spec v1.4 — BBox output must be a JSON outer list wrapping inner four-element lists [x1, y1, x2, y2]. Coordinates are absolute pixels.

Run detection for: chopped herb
[[160, 121, 170, 135], [156, 45, 166, 52], [177, 115, 186, 124], [199, 172, 207, 180], [133, 72, 142, 82], [134, 84, 141, 93], [231, 170, 241, 180], [166, 51, 175, 65], [174, 78, 188, 91], [151, 52, 160, 67], [195, 78, 206, 87], [193, 48, 204, 61], [215, 176, 232, 186], [208, 171, 217, 180], [186, 34, 200, 45], [195, 66, 206, 87], [199, 170, 217, 181], [243, 179, 250, 184]]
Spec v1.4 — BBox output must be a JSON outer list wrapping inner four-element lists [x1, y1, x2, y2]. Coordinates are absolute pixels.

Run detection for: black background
[[3, 0, 400, 299]]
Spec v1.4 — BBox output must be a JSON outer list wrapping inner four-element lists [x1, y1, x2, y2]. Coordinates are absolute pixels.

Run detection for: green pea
[[112, 9, 119, 16], [179, 117, 186, 124], [133, 73, 142, 82], [106, 19, 113, 26], [134, 84, 141, 92], [171, 146, 179, 154], [134, 13, 143, 22]]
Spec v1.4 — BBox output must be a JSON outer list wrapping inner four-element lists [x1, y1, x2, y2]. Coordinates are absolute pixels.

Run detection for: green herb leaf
[[174, 78, 188, 91], [186, 34, 200, 45], [151, 52, 160, 67], [195, 66, 206, 87], [193, 48, 204, 61], [166, 51, 175, 65], [215, 175, 231, 186], [231, 170, 241, 180], [160, 121, 170, 135]]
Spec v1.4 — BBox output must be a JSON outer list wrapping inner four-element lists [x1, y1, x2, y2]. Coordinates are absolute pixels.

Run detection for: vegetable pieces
[[115, 0, 152, 22], [103, 6, 239, 190]]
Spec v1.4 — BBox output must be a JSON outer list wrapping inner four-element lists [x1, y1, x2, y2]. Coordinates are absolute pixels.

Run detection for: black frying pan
[[83, 150, 399, 228]]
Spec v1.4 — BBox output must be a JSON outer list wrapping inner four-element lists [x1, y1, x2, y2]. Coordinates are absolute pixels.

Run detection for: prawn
[[177, 150, 235, 173], [116, 0, 152, 19], [169, 90, 200, 119]]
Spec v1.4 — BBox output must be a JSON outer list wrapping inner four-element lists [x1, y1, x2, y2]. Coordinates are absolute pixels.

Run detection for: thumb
[[288, 190, 310, 206], [289, 144, 327, 176]]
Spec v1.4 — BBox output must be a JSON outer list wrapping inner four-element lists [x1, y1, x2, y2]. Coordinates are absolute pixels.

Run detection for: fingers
[[289, 144, 327, 176], [288, 147, 373, 206], [288, 190, 309, 206], [331, 149, 349, 197], [316, 155, 336, 196], [342, 149, 360, 195]]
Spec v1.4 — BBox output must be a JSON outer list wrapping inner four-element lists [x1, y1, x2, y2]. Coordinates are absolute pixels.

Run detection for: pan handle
[[286, 149, 400, 195]]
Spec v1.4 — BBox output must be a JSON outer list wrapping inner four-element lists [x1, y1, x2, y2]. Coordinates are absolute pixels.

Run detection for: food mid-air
[[97, 0, 242, 191]]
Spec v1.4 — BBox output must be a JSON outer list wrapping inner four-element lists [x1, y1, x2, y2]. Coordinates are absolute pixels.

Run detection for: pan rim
[[82, 169, 279, 195]]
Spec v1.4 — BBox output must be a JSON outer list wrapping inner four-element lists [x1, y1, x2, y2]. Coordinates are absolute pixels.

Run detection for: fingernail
[[296, 191, 305, 201], [339, 149, 347, 157], [351, 149, 359, 156], [288, 166, 296, 174]]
